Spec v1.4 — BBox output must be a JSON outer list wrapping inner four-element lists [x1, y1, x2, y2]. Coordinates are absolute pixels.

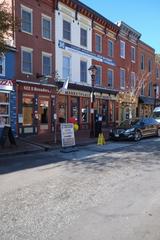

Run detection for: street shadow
[[0, 139, 160, 175]]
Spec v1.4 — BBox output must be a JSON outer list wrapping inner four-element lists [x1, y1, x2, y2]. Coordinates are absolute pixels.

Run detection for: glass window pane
[[63, 20, 71, 41], [22, 9, 32, 33], [43, 18, 51, 39]]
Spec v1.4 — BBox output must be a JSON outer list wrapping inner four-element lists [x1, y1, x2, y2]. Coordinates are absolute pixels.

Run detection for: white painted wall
[[55, 3, 93, 85]]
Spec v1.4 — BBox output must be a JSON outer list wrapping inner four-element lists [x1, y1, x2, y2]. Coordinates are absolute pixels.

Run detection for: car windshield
[[153, 112, 160, 119], [119, 119, 140, 128]]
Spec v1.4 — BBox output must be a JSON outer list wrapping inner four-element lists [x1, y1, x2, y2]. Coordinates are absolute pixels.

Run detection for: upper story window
[[21, 47, 33, 74], [95, 34, 102, 53], [156, 67, 159, 78], [131, 46, 136, 62], [80, 60, 87, 83], [63, 55, 71, 80], [0, 54, 5, 76], [107, 69, 114, 88], [80, 28, 87, 47], [120, 40, 125, 58], [108, 40, 114, 58], [42, 52, 52, 76], [141, 80, 145, 95], [120, 68, 125, 89], [140, 54, 145, 70], [148, 80, 152, 97], [21, 5, 33, 34], [42, 14, 51, 40], [148, 59, 152, 72], [95, 66, 102, 86], [63, 20, 71, 41], [131, 72, 136, 89]]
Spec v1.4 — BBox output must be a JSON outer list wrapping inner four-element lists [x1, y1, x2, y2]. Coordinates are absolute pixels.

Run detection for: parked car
[[152, 106, 160, 123], [109, 117, 160, 141]]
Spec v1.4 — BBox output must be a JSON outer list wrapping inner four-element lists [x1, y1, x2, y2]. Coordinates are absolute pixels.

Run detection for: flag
[[58, 76, 69, 93]]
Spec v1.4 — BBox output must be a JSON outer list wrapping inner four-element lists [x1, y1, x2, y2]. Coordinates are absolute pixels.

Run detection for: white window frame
[[0, 54, 5, 76], [131, 72, 136, 89], [131, 46, 136, 62], [107, 69, 114, 88], [21, 4, 33, 35], [120, 40, 125, 59], [41, 14, 52, 41], [62, 54, 71, 80], [95, 65, 102, 86], [63, 19, 71, 41], [42, 52, 52, 77], [108, 40, 114, 57], [80, 27, 87, 48], [95, 34, 102, 53], [21, 46, 33, 74], [120, 68, 125, 89]]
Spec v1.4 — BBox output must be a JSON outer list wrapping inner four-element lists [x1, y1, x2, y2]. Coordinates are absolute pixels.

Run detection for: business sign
[[61, 123, 75, 148], [0, 79, 13, 91], [58, 40, 116, 66]]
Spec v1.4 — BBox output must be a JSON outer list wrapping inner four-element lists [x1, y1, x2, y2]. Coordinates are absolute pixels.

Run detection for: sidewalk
[[0, 128, 110, 158]]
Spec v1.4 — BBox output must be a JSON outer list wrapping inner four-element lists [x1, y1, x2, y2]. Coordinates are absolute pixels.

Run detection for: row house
[[138, 41, 156, 117], [0, 46, 16, 136], [13, 0, 57, 136], [55, 0, 119, 133], [155, 54, 160, 106], [116, 21, 141, 122]]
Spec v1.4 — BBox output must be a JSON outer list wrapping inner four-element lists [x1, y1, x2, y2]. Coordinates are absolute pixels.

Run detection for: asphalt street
[[0, 138, 160, 240]]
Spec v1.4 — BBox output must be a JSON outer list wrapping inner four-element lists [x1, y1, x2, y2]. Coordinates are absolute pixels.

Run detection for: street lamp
[[153, 83, 157, 108], [88, 64, 97, 137]]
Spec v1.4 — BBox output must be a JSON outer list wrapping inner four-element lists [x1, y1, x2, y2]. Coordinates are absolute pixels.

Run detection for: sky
[[81, 0, 160, 53]]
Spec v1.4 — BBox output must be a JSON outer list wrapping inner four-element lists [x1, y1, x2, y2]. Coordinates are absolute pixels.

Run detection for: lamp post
[[88, 65, 97, 137], [153, 83, 157, 108]]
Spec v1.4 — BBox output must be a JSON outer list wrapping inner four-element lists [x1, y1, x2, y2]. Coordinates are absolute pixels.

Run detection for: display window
[[81, 98, 89, 123], [0, 92, 10, 127], [22, 96, 34, 126], [58, 96, 67, 123]]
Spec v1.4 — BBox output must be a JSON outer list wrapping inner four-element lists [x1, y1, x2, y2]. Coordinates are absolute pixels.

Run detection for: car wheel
[[157, 129, 160, 137], [134, 130, 141, 141]]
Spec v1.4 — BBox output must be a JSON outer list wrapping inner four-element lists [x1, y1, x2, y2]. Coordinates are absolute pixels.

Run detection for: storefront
[[138, 96, 154, 117], [118, 92, 138, 123], [16, 80, 57, 136], [56, 83, 118, 130], [0, 79, 16, 135]]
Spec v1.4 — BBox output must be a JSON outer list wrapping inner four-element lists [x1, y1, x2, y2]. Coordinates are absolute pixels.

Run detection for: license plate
[[115, 134, 119, 137]]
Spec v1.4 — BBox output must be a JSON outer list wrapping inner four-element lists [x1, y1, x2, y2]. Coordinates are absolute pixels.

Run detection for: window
[[63, 55, 71, 79], [148, 80, 152, 97], [156, 67, 159, 78], [80, 60, 87, 82], [80, 28, 87, 47], [120, 68, 125, 89], [148, 59, 152, 72], [0, 54, 5, 76], [63, 20, 71, 41], [22, 96, 33, 126], [21, 5, 32, 34], [120, 40, 125, 58], [42, 52, 52, 76], [95, 66, 102, 85], [42, 15, 51, 40], [141, 80, 145, 95], [40, 100, 48, 124], [108, 40, 114, 57], [131, 72, 136, 89], [0, 92, 10, 127], [107, 69, 114, 88], [95, 34, 102, 52], [140, 54, 145, 70], [131, 46, 136, 62], [21, 47, 33, 74]]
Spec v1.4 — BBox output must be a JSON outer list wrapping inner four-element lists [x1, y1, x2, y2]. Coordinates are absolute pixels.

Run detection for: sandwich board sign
[[60, 123, 75, 148]]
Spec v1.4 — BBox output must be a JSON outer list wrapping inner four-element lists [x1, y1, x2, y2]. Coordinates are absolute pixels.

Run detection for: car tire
[[134, 130, 141, 141]]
